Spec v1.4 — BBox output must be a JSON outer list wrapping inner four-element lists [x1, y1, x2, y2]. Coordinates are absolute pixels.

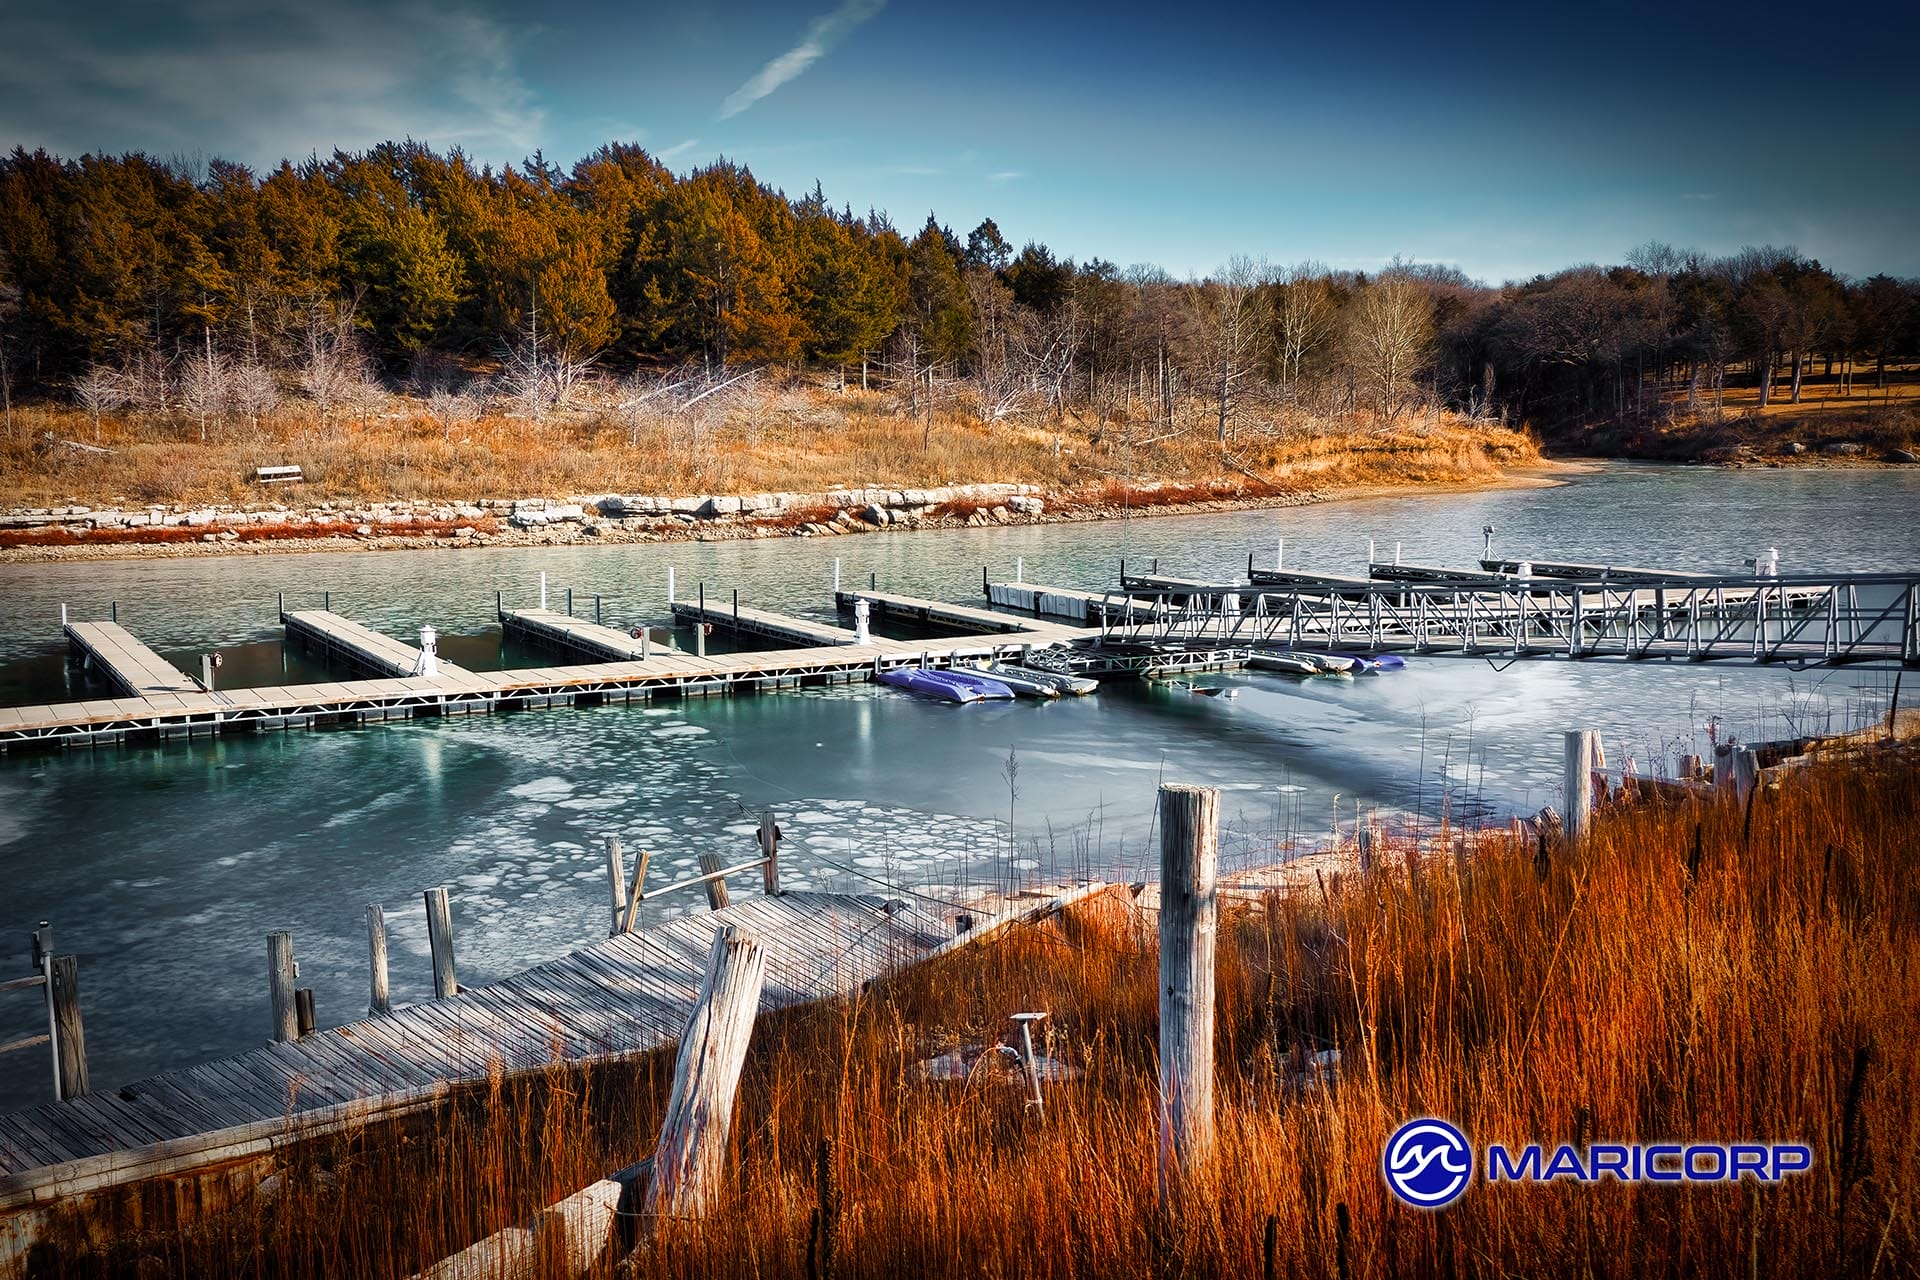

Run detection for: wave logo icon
[[1384, 1118, 1474, 1208]]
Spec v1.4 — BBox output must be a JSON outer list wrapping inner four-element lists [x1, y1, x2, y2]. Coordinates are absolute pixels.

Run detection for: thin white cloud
[[988, 170, 1023, 183], [658, 138, 703, 162], [1681, 192, 1720, 202], [0, 0, 546, 167], [719, 0, 887, 120]]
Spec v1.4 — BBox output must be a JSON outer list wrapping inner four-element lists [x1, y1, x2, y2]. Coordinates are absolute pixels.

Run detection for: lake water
[[1, 463, 1915, 1112]]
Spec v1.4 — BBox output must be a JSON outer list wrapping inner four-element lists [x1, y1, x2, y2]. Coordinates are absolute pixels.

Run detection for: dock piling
[[366, 905, 391, 1015], [268, 932, 298, 1043], [667, 567, 676, 604], [424, 887, 458, 998], [698, 853, 731, 910], [110, 601, 117, 623], [1157, 782, 1219, 1207], [565, 587, 573, 618], [49, 955, 88, 1099], [60, 604, 68, 626], [1564, 730, 1601, 843], [621, 848, 652, 933], [833, 557, 841, 593], [759, 811, 780, 895], [294, 988, 316, 1038], [642, 925, 768, 1227], [595, 595, 602, 626], [605, 837, 627, 935]]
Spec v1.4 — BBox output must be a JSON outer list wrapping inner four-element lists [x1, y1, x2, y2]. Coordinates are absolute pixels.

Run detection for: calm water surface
[[0, 463, 1914, 1111]]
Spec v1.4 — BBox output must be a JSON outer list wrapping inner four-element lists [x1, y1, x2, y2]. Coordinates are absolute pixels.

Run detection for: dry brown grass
[[0, 390, 1538, 511], [27, 748, 1916, 1278]]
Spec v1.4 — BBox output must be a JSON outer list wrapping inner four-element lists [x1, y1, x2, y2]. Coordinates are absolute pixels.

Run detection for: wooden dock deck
[[502, 607, 658, 662], [64, 622, 200, 698], [834, 588, 1090, 638], [0, 892, 945, 1205], [985, 583, 1174, 624], [671, 598, 859, 647], [282, 609, 474, 681]]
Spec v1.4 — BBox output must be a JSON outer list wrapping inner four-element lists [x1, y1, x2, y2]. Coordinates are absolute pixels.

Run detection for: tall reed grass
[[29, 751, 1910, 1278]]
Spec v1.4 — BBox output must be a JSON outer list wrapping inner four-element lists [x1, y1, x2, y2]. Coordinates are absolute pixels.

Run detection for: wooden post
[[1157, 783, 1219, 1205], [622, 848, 653, 934], [698, 853, 731, 910], [1563, 730, 1600, 843], [425, 887, 458, 998], [605, 837, 628, 936], [1714, 743, 1735, 796], [367, 905, 391, 1015], [759, 811, 780, 896], [1678, 753, 1702, 782], [49, 955, 88, 1099], [642, 925, 768, 1225], [1733, 748, 1759, 807], [295, 987, 316, 1038], [268, 932, 298, 1043]]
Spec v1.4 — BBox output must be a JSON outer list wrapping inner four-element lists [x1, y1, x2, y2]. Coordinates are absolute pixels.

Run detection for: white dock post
[[268, 932, 298, 1043], [605, 837, 627, 936], [1395, 542, 1403, 565], [366, 905, 390, 1015], [539, 572, 548, 611], [1564, 730, 1600, 843], [640, 627, 651, 660], [424, 887, 458, 998], [833, 557, 841, 594], [1015, 556, 1024, 583], [1368, 538, 1376, 565], [853, 598, 871, 645], [1276, 537, 1284, 570], [667, 567, 676, 604], [60, 603, 68, 626], [1157, 782, 1219, 1207]]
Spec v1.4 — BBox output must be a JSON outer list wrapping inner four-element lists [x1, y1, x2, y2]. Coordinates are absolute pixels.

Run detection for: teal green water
[[0, 464, 1914, 1111]]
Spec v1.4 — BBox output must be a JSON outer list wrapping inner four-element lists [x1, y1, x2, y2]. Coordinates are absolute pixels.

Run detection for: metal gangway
[[1091, 571, 1920, 666]]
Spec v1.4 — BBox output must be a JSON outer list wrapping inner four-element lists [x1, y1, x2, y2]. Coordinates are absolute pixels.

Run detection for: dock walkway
[[835, 588, 1089, 640], [64, 622, 200, 698], [0, 892, 942, 1204], [672, 599, 859, 647], [282, 609, 474, 681]]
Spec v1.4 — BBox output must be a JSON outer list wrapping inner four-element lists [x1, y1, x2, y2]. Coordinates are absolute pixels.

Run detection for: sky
[[3, 0, 1917, 284]]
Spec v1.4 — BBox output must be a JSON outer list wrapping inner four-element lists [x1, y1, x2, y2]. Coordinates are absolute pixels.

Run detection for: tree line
[[1, 140, 1915, 438]]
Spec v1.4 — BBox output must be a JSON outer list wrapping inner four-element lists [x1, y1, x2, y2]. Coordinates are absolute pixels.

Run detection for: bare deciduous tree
[[71, 364, 128, 441], [1275, 262, 1339, 392], [1191, 256, 1274, 445], [1346, 271, 1434, 421]]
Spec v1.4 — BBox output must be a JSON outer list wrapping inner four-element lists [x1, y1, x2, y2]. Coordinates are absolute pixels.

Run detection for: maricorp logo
[[1383, 1118, 1473, 1208], [1383, 1117, 1815, 1209]]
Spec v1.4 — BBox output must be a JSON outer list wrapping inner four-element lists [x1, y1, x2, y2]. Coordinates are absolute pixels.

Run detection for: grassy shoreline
[[0, 399, 1549, 563], [18, 744, 1915, 1277]]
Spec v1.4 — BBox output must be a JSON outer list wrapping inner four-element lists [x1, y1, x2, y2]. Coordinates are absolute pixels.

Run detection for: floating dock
[[671, 598, 859, 647], [283, 609, 473, 680], [834, 588, 1090, 638], [64, 621, 200, 698], [985, 582, 1174, 624], [0, 891, 945, 1203], [503, 607, 662, 661]]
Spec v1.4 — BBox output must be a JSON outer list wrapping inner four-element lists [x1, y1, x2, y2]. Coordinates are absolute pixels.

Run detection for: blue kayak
[[878, 668, 1012, 703], [930, 669, 1016, 700]]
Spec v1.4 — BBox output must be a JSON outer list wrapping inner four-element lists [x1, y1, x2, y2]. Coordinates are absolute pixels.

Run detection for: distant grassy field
[[31, 746, 1915, 1278], [0, 381, 1537, 510]]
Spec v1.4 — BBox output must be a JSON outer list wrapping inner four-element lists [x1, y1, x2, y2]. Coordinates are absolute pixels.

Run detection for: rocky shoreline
[[0, 478, 1368, 564]]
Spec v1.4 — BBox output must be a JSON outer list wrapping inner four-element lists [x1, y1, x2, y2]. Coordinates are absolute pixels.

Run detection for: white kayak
[[964, 663, 1061, 698]]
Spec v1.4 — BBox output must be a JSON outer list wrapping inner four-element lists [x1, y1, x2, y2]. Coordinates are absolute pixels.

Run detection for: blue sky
[[4, 0, 1916, 282]]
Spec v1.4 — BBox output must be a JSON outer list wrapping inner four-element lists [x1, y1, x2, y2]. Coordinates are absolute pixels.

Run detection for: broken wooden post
[[605, 836, 627, 936], [621, 848, 653, 934], [367, 905, 391, 1015], [759, 811, 780, 895], [642, 925, 768, 1227], [268, 932, 298, 1043], [425, 887, 458, 998], [698, 853, 730, 910], [1678, 753, 1702, 782], [295, 988, 316, 1038], [1563, 730, 1601, 843], [1157, 782, 1219, 1204], [49, 955, 88, 1099]]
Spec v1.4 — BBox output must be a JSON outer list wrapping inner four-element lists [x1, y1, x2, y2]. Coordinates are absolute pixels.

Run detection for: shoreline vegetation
[[16, 737, 1915, 1277], [0, 393, 1548, 562], [3, 143, 1916, 566]]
